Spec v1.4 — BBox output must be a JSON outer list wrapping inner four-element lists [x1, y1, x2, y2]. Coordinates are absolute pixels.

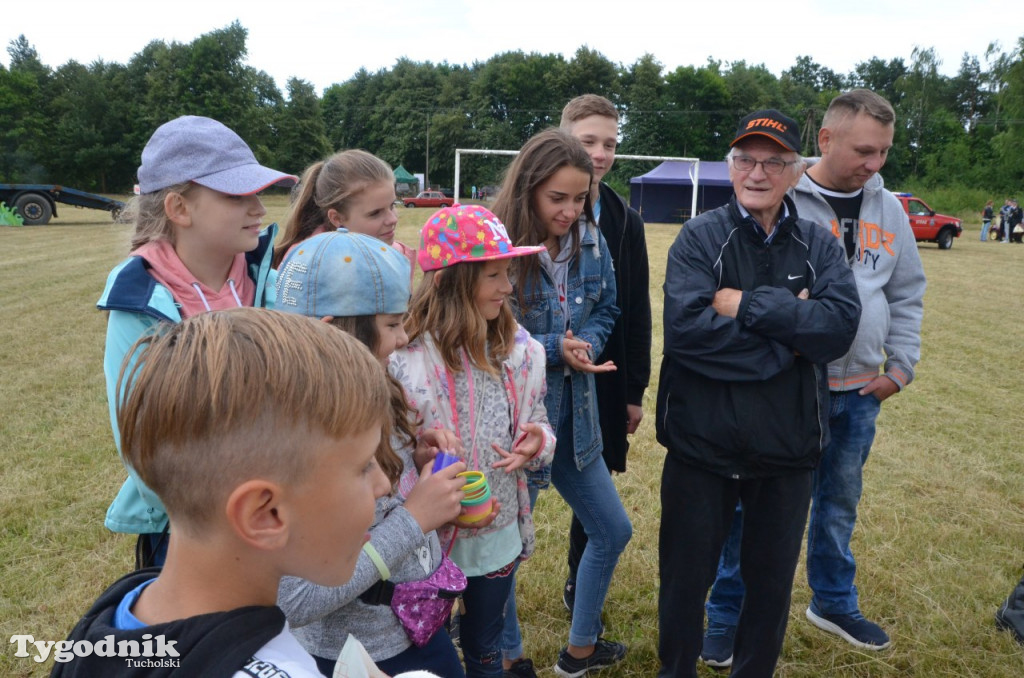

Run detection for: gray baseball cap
[[137, 115, 297, 195], [276, 229, 412, 318]]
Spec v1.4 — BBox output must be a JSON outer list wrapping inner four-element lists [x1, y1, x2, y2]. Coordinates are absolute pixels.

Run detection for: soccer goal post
[[454, 149, 702, 219]]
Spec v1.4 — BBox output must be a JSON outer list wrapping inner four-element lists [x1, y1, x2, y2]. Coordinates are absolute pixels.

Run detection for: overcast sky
[[3, 1, 1021, 94]]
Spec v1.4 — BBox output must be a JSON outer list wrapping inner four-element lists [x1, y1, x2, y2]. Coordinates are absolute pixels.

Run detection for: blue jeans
[[705, 503, 744, 629], [807, 389, 881, 614], [981, 221, 990, 241], [462, 567, 518, 677], [500, 485, 540, 661], [552, 386, 632, 647], [503, 386, 632, 650], [706, 389, 883, 625]]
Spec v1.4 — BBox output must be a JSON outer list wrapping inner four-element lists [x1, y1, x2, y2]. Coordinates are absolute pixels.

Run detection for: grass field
[[1, 198, 1023, 676]]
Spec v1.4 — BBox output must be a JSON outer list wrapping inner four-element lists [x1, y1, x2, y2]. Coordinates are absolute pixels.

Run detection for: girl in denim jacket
[[493, 129, 631, 678]]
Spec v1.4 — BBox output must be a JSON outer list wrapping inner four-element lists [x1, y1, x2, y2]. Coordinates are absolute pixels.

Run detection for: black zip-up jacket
[[50, 569, 285, 677], [656, 196, 861, 478], [594, 182, 652, 472]]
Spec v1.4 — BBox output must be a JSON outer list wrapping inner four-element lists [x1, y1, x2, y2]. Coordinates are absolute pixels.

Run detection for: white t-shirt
[[234, 625, 323, 678]]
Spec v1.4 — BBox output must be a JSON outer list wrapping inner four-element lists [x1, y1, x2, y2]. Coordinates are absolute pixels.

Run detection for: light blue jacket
[[514, 223, 619, 473], [96, 226, 278, 534]]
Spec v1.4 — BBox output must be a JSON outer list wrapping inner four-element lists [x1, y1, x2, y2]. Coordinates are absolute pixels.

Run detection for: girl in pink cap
[[493, 128, 629, 678], [390, 204, 557, 678]]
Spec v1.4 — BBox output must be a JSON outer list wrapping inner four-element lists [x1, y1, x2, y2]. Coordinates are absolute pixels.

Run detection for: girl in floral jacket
[[391, 204, 555, 678]]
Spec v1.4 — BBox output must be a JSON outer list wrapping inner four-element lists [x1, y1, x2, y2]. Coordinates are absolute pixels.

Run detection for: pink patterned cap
[[418, 204, 544, 272]]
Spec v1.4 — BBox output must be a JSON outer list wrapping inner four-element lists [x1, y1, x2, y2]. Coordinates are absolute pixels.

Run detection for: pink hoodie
[[133, 240, 256, 318]]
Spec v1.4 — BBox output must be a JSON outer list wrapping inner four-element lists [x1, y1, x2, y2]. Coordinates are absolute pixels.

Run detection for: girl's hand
[[452, 499, 501, 530], [403, 459, 467, 533], [413, 428, 464, 471], [491, 423, 545, 473], [561, 330, 616, 374]]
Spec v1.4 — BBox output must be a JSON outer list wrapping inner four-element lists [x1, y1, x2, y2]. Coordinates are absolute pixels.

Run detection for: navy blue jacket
[[656, 196, 861, 478]]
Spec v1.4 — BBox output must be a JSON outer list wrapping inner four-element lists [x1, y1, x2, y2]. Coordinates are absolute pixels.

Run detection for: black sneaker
[[563, 579, 576, 616], [995, 573, 1024, 644], [504, 658, 538, 678], [553, 638, 627, 678], [700, 622, 735, 669]]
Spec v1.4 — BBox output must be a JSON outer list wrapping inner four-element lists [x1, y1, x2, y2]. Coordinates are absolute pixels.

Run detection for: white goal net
[[454, 149, 702, 218]]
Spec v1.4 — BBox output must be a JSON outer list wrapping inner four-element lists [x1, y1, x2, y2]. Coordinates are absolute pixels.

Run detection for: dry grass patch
[[2, 205, 1023, 675]]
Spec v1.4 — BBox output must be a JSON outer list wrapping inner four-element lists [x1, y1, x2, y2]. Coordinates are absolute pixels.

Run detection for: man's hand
[[712, 288, 743, 318], [626, 404, 643, 434], [859, 375, 899, 402]]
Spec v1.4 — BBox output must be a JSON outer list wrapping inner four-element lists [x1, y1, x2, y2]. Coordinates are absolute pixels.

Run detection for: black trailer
[[0, 184, 126, 225]]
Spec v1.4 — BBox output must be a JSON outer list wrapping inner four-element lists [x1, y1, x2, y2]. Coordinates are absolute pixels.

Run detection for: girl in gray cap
[[97, 115, 297, 568]]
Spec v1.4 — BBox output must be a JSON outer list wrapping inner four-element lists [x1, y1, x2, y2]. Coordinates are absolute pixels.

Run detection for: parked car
[[403, 191, 451, 208], [893, 192, 962, 249]]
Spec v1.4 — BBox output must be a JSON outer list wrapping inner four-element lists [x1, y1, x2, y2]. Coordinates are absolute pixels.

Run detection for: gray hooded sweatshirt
[[791, 164, 926, 392]]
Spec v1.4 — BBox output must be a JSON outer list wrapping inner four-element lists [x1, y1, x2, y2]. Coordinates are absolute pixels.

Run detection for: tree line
[[2, 22, 1023, 198]]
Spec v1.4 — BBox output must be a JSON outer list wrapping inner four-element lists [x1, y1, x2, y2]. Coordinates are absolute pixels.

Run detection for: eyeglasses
[[730, 156, 798, 175]]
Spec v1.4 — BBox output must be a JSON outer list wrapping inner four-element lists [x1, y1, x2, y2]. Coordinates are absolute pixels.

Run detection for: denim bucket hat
[[137, 115, 298, 195], [276, 229, 412, 317]]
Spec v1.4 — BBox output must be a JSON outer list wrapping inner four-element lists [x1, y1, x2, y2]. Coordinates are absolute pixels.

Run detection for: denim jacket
[[514, 222, 619, 475]]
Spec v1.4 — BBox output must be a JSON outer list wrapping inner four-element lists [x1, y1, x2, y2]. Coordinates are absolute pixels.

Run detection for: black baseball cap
[[730, 109, 801, 153]]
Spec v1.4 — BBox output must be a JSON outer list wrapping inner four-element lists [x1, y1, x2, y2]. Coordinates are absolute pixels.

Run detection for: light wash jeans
[[706, 389, 883, 625], [501, 386, 632, 653]]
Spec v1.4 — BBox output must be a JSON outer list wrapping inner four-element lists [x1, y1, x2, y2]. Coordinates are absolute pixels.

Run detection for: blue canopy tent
[[629, 161, 733, 223]]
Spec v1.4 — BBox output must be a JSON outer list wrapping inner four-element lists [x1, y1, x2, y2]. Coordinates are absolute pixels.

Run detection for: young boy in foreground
[[51, 308, 392, 676]]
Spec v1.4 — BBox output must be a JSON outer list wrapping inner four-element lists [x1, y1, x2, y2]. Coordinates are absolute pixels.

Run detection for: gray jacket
[[277, 443, 442, 662], [791, 166, 926, 391]]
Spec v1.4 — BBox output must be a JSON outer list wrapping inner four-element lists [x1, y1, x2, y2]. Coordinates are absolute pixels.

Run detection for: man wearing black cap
[[655, 109, 861, 677], [704, 90, 926, 660]]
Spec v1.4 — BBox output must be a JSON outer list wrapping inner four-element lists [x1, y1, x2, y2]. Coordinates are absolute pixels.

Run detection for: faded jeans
[[502, 386, 632, 653], [706, 389, 883, 626]]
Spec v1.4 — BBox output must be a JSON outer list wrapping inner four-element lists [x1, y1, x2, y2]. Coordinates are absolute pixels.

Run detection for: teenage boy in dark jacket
[[656, 110, 860, 678]]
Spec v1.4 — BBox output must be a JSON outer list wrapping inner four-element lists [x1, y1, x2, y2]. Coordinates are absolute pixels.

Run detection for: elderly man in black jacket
[[655, 109, 861, 678]]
